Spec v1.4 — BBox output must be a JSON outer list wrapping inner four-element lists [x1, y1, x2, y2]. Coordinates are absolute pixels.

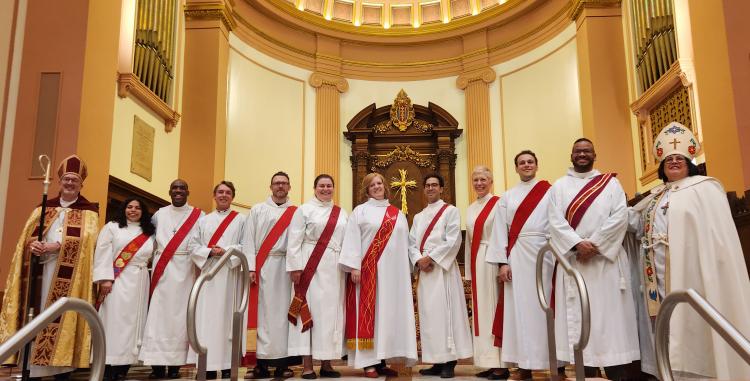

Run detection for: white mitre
[[653, 121, 701, 162]]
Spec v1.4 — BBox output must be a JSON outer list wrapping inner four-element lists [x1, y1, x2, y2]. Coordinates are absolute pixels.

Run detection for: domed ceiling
[[231, 0, 573, 79]]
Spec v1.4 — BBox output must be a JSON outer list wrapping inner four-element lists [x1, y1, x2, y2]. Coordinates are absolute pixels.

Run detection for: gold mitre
[[57, 154, 88, 181], [653, 122, 700, 162]]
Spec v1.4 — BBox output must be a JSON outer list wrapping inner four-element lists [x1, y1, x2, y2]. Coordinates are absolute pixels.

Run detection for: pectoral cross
[[390, 169, 417, 215], [661, 202, 669, 215], [669, 138, 681, 149]]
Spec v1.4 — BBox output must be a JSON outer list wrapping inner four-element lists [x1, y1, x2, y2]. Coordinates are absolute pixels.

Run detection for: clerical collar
[[367, 198, 391, 207], [170, 203, 190, 212], [60, 197, 78, 208], [520, 178, 538, 186], [311, 197, 332, 207], [267, 196, 290, 208], [216, 208, 230, 214], [567, 168, 600, 179]]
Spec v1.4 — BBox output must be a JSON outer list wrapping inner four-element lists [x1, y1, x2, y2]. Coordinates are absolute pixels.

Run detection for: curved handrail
[[536, 242, 591, 381], [655, 288, 750, 381], [0, 297, 105, 381], [187, 247, 250, 381]]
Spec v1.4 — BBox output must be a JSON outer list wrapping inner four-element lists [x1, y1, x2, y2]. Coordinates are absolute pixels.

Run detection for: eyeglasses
[[272, 181, 290, 186], [424, 183, 441, 188]]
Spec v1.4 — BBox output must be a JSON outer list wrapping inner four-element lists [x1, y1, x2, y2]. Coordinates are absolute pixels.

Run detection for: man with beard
[[243, 172, 300, 379], [409, 173, 472, 378], [140, 179, 204, 379], [547, 139, 639, 380], [0, 155, 99, 380]]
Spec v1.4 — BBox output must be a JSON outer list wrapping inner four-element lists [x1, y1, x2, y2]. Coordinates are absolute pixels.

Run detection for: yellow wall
[[227, 35, 315, 210], [494, 25, 583, 189], [224, 25, 583, 217], [110, 96, 182, 200]]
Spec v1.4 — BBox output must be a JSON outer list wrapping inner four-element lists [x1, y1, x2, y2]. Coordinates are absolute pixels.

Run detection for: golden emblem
[[115, 258, 125, 268], [390, 169, 417, 215], [390, 89, 415, 132], [121, 252, 132, 261]]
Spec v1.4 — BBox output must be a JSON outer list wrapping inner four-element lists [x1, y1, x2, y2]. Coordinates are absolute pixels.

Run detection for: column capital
[[185, 0, 236, 31], [456, 67, 496, 90], [309, 72, 349, 93], [569, 0, 621, 21]]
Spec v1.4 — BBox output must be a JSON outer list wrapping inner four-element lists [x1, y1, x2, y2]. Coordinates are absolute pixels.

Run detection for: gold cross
[[669, 138, 681, 149], [390, 169, 417, 215]]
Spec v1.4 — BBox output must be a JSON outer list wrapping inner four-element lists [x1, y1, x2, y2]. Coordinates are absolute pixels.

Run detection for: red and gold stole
[[149, 208, 201, 298], [470, 195, 500, 336], [248, 206, 297, 329], [287, 205, 341, 331], [491, 180, 550, 346], [550, 173, 616, 310], [96, 232, 150, 310], [642, 189, 668, 317], [345, 204, 399, 350]]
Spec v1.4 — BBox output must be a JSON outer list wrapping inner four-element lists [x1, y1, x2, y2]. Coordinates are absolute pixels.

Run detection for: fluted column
[[457, 67, 496, 195], [310, 72, 348, 203]]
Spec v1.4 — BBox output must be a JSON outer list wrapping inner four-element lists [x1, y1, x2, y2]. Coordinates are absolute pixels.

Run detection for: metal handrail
[[0, 297, 105, 381], [187, 247, 250, 381], [655, 288, 750, 381], [536, 242, 591, 381]]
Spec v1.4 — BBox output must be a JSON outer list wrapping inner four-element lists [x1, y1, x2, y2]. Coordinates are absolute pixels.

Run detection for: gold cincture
[[390, 169, 417, 215]]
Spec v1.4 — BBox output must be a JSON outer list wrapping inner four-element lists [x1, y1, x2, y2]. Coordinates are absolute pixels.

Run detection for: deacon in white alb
[[94, 198, 156, 381], [409, 173, 472, 379], [547, 138, 639, 380], [140, 179, 204, 379], [187, 181, 246, 379], [486, 151, 554, 380], [465, 166, 508, 380], [286, 174, 348, 379], [339, 172, 417, 377], [243, 171, 300, 379]]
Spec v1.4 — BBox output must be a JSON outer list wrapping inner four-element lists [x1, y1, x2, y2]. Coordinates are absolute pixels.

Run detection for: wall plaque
[[130, 115, 155, 181]]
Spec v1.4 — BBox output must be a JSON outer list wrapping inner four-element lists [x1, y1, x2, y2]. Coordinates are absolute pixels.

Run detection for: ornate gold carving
[[184, 1, 236, 31], [390, 169, 417, 215], [390, 89, 415, 132], [309, 72, 349, 93], [117, 73, 181, 132], [570, 0, 621, 20], [649, 86, 693, 143], [370, 146, 436, 170], [413, 119, 433, 133], [373, 120, 391, 134], [456, 67, 496, 90]]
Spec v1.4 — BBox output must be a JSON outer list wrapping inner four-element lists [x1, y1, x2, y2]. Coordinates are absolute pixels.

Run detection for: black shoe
[[221, 369, 231, 379], [475, 370, 492, 378], [205, 371, 217, 379], [440, 361, 457, 379], [247, 367, 271, 379], [419, 364, 443, 376], [150, 366, 167, 379], [301, 372, 317, 379], [273, 368, 293, 379], [318, 369, 341, 378], [486, 369, 510, 380], [167, 366, 181, 379]]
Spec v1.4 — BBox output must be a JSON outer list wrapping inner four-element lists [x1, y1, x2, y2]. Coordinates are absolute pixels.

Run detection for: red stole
[[207, 210, 239, 248], [248, 206, 297, 329], [149, 207, 201, 298], [287, 205, 341, 332], [345, 204, 399, 350], [551, 173, 616, 310], [491, 180, 550, 346], [420, 203, 450, 253], [470, 195, 500, 336], [96, 232, 150, 310]]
